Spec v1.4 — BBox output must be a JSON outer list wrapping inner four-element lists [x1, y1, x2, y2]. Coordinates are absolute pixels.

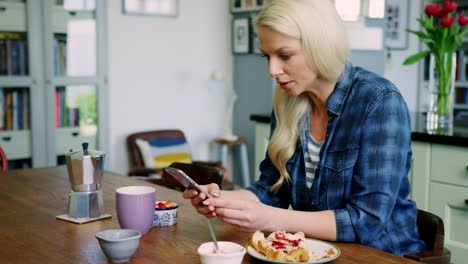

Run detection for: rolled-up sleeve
[[246, 154, 291, 209], [334, 90, 411, 244]]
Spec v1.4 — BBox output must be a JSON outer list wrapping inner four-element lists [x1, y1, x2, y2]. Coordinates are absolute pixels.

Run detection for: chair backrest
[[127, 130, 192, 169], [155, 162, 224, 192], [0, 147, 7, 172], [404, 209, 451, 264], [416, 209, 445, 251]]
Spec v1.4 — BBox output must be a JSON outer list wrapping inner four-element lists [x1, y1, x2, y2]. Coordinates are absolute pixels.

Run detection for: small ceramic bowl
[[153, 200, 179, 227], [197, 241, 246, 264], [95, 229, 141, 263]]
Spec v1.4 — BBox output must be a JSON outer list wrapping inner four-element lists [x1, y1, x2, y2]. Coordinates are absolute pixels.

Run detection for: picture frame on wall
[[385, 0, 409, 49], [230, 0, 270, 13], [122, 0, 179, 17], [232, 17, 250, 54], [251, 23, 261, 54]]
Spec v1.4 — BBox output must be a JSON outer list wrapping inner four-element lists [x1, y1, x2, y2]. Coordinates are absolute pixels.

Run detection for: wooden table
[[0, 166, 419, 264]]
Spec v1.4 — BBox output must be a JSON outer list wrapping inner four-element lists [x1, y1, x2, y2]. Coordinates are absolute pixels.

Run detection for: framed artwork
[[230, 0, 270, 13], [385, 0, 409, 49], [251, 23, 261, 54], [122, 0, 179, 17], [232, 17, 250, 54]]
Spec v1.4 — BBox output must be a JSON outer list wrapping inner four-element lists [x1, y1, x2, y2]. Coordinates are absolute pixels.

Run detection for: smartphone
[[164, 167, 213, 198]]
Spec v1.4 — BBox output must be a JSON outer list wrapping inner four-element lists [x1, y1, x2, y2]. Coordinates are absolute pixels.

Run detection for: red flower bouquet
[[404, 1, 468, 118]]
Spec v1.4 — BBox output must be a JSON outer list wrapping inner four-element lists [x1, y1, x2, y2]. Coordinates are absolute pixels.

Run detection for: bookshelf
[[0, 0, 108, 169]]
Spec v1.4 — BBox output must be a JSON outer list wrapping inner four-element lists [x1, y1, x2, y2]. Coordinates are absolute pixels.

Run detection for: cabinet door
[[429, 182, 468, 264], [44, 0, 102, 165], [430, 144, 468, 187], [49, 1, 96, 77], [409, 141, 431, 210], [0, 1, 34, 169]]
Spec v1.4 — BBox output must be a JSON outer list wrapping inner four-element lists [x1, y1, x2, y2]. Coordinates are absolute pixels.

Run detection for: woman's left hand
[[202, 198, 276, 232]]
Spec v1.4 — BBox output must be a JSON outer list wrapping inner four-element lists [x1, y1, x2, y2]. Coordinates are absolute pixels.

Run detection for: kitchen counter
[[250, 112, 468, 148]]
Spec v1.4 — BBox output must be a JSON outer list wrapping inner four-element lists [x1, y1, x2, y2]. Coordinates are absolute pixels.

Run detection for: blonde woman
[[183, 0, 425, 255]]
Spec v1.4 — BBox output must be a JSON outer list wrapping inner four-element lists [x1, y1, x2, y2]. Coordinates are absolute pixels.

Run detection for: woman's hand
[[203, 198, 276, 232], [182, 183, 220, 218]]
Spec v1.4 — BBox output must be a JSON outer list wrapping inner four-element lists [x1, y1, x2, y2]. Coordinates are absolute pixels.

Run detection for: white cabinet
[[410, 142, 468, 264], [55, 127, 97, 155], [0, 2, 27, 31], [409, 142, 431, 209], [0, 130, 31, 159], [0, 0, 108, 169], [429, 183, 468, 264]]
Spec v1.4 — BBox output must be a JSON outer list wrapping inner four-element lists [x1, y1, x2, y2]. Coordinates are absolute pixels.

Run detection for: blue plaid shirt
[[247, 62, 426, 255]]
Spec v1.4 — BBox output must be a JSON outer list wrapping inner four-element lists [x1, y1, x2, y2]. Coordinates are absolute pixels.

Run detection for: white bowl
[[95, 229, 141, 263], [153, 201, 179, 226], [198, 241, 246, 264]]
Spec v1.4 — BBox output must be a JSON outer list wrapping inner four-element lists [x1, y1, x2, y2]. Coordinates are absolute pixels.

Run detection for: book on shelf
[[0, 39, 7, 75], [55, 87, 80, 128], [5, 91, 12, 130], [456, 87, 468, 104], [54, 34, 67, 76], [0, 91, 3, 130], [0, 88, 30, 131], [0, 32, 28, 76], [12, 90, 18, 130]]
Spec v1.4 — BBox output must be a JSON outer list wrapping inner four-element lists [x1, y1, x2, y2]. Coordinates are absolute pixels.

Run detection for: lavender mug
[[116, 186, 156, 234]]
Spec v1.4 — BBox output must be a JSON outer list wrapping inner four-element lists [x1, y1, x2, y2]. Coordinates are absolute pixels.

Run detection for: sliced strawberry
[[164, 201, 175, 207], [156, 202, 166, 208]]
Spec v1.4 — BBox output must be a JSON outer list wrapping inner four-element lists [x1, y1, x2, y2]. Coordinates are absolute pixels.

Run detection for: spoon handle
[[207, 219, 219, 252]]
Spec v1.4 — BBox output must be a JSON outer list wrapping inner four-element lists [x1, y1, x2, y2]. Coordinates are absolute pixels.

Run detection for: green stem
[[434, 52, 452, 116]]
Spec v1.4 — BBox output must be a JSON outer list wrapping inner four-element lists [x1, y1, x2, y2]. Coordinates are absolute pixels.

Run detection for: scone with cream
[[249, 230, 310, 262]]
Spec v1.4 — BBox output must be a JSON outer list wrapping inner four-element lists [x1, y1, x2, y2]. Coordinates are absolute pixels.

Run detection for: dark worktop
[[250, 113, 468, 148]]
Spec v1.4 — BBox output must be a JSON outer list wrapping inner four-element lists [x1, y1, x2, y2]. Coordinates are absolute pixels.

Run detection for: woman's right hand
[[182, 183, 220, 218]]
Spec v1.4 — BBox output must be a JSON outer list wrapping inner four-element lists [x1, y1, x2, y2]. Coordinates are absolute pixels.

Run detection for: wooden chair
[[0, 147, 7, 172], [145, 162, 224, 192], [127, 129, 234, 190], [404, 209, 451, 264], [127, 130, 219, 175]]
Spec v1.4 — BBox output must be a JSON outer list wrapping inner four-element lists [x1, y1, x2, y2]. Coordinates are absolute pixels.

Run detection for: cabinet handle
[[0, 7, 6, 13], [71, 132, 79, 137], [1, 136, 11, 141], [448, 201, 468, 211], [69, 11, 77, 16], [466, 165, 468, 171]]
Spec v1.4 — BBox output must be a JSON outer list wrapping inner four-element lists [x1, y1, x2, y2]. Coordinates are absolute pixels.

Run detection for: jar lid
[[66, 142, 105, 160]]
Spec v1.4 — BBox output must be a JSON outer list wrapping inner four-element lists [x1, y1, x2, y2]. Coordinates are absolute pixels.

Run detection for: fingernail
[[192, 190, 198, 195], [202, 200, 210, 205], [212, 192, 220, 198]]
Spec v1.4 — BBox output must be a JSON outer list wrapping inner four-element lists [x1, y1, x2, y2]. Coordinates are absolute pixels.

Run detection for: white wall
[[107, 0, 232, 174], [383, 0, 421, 111]]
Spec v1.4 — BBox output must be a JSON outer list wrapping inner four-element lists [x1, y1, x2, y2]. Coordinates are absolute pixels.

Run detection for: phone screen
[[164, 167, 213, 198]]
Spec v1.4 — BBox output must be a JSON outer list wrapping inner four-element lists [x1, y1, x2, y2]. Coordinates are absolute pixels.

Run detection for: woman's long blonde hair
[[255, 0, 350, 192]]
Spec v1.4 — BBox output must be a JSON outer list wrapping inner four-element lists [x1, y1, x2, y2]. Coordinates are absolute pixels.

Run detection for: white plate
[[246, 238, 340, 263]]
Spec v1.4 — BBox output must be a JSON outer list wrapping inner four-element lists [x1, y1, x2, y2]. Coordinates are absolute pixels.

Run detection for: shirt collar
[[326, 61, 353, 116]]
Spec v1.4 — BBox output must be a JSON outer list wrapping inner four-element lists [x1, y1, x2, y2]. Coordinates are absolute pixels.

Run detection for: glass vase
[[425, 53, 456, 135]]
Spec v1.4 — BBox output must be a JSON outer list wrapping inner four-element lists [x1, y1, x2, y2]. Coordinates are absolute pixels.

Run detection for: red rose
[[458, 13, 468, 26], [442, 16, 455, 27], [443, 1, 458, 12], [425, 4, 440, 16]]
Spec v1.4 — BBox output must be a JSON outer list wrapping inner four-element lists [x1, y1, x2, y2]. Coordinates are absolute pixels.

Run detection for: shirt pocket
[[324, 147, 359, 172], [322, 147, 359, 208]]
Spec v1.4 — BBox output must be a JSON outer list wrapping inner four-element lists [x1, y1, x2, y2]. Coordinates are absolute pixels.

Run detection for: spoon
[[207, 217, 220, 253]]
